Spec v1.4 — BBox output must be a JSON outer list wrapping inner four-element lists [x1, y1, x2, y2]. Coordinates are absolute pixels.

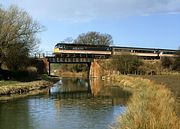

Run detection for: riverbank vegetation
[[109, 75, 180, 129], [108, 50, 180, 75], [161, 50, 180, 71], [139, 74, 180, 115], [0, 74, 59, 101], [0, 80, 51, 95]]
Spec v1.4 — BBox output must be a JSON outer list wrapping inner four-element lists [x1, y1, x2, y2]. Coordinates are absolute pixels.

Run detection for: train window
[[55, 44, 59, 48], [163, 51, 175, 54], [134, 50, 154, 53], [55, 44, 64, 48], [114, 49, 130, 52]]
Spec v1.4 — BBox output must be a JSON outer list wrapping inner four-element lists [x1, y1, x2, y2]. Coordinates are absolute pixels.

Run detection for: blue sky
[[1, 0, 180, 52]]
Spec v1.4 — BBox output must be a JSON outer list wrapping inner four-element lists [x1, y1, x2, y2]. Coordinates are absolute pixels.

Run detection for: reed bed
[[110, 75, 180, 129]]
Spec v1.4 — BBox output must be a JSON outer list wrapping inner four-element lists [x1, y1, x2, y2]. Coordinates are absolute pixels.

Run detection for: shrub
[[111, 54, 142, 74], [161, 56, 174, 69], [138, 60, 162, 75], [172, 50, 180, 71]]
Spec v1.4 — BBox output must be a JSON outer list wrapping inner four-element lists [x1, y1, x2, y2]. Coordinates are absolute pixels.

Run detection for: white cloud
[[2, 0, 180, 22]]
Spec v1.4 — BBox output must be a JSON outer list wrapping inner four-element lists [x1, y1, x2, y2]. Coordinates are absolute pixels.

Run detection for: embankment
[[0, 75, 59, 101], [108, 75, 180, 129]]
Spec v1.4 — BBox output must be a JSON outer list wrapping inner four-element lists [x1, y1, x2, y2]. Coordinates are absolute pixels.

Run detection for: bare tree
[[0, 5, 43, 70], [74, 31, 113, 46]]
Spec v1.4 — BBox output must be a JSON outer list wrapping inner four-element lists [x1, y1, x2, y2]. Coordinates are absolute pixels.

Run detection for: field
[[139, 75, 180, 97], [139, 75, 180, 114]]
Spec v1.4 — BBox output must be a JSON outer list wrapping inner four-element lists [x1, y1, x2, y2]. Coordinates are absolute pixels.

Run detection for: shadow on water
[[49, 77, 132, 106]]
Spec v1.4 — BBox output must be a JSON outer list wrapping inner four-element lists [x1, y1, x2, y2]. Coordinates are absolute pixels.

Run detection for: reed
[[111, 75, 180, 129]]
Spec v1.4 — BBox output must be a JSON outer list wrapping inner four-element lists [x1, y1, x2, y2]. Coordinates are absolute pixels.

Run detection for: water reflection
[[50, 78, 92, 99], [50, 77, 131, 105], [27, 96, 125, 129], [0, 77, 130, 129], [0, 99, 33, 129]]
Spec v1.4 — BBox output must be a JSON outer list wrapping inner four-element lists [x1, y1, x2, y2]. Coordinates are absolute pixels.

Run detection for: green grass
[[109, 75, 180, 129]]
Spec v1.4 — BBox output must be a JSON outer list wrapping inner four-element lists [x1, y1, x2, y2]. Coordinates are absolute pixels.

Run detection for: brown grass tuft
[[111, 75, 180, 129]]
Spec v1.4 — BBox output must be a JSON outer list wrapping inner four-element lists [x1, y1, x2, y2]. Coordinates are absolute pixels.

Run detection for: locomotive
[[53, 43, 112, 58]]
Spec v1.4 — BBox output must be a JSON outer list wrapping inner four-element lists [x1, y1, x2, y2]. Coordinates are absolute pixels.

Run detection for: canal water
[[0, 78, 128, 129]]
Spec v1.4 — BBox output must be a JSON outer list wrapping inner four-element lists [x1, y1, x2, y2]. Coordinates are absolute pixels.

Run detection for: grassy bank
[[0, 75, 59, 100], [109, 75, 180, 129], [0, 80, 52, 95], [138, 75, 180, 115], [139, 75, 180, 98]]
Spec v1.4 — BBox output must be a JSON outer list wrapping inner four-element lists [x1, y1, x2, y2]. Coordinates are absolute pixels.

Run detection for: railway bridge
[[33, 44, 178, 77], [46, 55, 103, 78]]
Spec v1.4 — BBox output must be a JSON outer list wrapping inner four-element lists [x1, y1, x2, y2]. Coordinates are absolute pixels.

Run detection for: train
[[53, 43, 178, 59], [112, 46, 177, 59], [54, 43, 112, 58]]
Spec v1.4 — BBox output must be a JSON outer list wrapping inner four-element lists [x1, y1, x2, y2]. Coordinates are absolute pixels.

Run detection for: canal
[[0, 77, 128, 129]]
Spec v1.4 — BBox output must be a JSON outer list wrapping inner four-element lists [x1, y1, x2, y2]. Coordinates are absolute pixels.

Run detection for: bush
[[27, 66, 38, 78], [161, 56, 174, 69], [172, 50, 180, 71], [138, 60, 162, 75], [111, 54, 142, 74]]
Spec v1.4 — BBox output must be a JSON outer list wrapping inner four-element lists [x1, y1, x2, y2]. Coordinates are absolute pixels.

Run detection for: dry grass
[[110, 75, 180, 129], [137, 74, 180, 115], [0, 80, 52, 95], [0, 75, 59, 96], [0, 80, 19, 86], [139, 75, 180, 97]]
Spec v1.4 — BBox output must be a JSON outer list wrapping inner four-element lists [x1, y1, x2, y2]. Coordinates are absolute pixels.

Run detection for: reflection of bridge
[[50, 82, 92, 99], [51, 90, 92, 99], [49, 77, 130, 105]]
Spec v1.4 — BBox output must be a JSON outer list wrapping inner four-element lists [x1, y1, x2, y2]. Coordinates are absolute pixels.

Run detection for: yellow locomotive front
[[53, 43, 64, 55]]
